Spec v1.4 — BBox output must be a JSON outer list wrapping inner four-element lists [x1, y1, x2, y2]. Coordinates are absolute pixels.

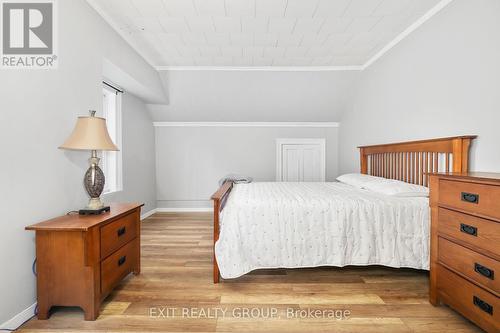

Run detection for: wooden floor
[[20, 212, 482, 333]]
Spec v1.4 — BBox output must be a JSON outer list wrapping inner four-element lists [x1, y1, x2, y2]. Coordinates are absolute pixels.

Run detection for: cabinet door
[[277, 139, 325, 182]]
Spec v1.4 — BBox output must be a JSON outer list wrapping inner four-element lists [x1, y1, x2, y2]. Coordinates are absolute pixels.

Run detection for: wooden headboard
[[358, 136, 476, 187]]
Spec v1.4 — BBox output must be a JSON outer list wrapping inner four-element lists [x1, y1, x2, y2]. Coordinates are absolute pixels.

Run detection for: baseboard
[[141, 207, 213, 219], [156, 207, 213, 213], [0, 302, 37, 331], [141, 208, 157, 220]]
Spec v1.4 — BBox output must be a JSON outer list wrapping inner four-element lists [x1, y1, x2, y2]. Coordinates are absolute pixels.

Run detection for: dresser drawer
[[101, 240, 137, 296], [438, 237, 499, 294], [100, 212, 137, 259], [437, 265, 499, 333], [438, 208, 500, 256], [439, 180, 500, 220]]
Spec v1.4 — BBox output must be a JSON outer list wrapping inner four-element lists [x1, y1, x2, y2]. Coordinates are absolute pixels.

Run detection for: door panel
[[283, 146, 301, 182], [302, 146, 321, 181], [278, 140, 325, 182]]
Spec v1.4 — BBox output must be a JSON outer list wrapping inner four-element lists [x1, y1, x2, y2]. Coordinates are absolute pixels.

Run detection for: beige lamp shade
[[59, 114, 119, 151]]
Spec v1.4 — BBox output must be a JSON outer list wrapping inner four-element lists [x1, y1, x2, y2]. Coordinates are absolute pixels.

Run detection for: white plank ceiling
[[89, 0, 444, 68]]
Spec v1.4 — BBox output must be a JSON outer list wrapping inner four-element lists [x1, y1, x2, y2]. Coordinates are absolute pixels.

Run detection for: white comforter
[[215, 182, 430, 279]]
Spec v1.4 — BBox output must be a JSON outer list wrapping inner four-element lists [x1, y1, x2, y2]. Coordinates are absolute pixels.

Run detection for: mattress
[[215, 182, 430, 279]]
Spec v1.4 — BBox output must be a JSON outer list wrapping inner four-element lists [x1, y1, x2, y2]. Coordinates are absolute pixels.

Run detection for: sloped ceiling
[[88, 0, 444, 68]]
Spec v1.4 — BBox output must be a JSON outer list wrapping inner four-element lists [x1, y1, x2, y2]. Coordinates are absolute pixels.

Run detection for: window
[[102, 84, 122, 193]]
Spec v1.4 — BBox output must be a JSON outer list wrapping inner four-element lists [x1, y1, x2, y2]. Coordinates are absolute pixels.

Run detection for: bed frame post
[[212, 199, 221, 284], [360, 147, 368, 174], [452, 137, 473, 173], [210, 181, 234, 284]]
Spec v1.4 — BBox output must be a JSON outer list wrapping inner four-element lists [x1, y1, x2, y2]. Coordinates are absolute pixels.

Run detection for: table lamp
[[59, 110, 119, 214]]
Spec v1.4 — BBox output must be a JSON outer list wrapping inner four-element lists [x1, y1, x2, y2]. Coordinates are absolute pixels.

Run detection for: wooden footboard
[[210, 181, 234, 283]]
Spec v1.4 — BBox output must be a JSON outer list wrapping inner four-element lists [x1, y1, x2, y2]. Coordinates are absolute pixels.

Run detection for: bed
[[211, 136, 476, 283]]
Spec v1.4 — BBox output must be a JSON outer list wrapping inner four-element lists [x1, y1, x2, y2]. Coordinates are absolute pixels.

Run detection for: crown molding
[[362, 0, 454, 69], [153, 122, 340, 128], [155, 66, 363, 71]]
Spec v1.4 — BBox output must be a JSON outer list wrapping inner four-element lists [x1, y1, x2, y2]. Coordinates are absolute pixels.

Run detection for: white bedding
[[215, 182, 430, 279]]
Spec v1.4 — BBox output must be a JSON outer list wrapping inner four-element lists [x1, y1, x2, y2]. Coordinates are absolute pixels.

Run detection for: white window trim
[[102, 84, 123, 194], [276, 138, 326, 182]]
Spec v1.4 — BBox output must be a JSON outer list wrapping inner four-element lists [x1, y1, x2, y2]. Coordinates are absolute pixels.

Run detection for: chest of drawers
[[26, 203, 143, 320], [429, 173, 499, 333]]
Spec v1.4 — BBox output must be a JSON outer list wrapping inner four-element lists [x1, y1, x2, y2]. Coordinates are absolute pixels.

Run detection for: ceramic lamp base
[[87, 197, 104, 210], [82, 150, 109, 215]]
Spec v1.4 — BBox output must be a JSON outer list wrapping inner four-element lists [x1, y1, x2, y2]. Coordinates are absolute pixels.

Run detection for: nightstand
[[26, 203, 143, 320]]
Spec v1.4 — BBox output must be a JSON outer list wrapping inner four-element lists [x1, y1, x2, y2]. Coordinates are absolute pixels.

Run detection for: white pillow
[[362, 178, 429, 197], [336, 173, 380, 188]]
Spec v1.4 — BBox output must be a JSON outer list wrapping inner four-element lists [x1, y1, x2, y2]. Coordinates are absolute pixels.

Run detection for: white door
[[276, 139, 326, 182]]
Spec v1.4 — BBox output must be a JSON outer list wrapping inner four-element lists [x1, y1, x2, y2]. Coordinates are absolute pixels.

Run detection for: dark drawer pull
[[117, 226, 126, 237], [118, 256, 127, 266], [460, 223, 477, 236], [461, 192, 479, 204], [473, 296, 493, 315], [475, 263, 494, 280]]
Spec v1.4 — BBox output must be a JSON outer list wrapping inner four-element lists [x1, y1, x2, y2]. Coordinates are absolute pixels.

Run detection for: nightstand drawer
[[101, 240, 137, 296], [437, 265, 499, 333], [100, 212, 137, 259], [439, 180, 500, 220], [438, 237, 499, 294], [438, 208, 500, 256]]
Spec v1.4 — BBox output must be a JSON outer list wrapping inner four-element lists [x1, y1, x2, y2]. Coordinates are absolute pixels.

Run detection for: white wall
[[339, 0, 500, 174], [0, 0, 163, 325], [156, 126, 339, 208], [149, 70, 358, 121]]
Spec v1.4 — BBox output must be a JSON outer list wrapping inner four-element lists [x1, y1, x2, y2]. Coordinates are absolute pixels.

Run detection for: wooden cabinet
[[429, 173, 500, 333], [26, 203, 143, 321]]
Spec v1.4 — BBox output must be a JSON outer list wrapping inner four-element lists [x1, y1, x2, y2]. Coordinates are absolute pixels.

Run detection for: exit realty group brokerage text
[[150, 306, 352, 320]]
